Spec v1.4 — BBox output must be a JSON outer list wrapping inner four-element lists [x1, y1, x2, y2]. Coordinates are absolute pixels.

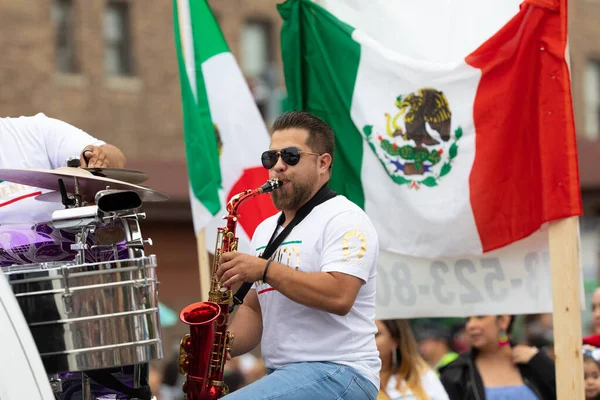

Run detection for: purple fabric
[[0, 222, 128, 267], [57, 371, 135, 399]]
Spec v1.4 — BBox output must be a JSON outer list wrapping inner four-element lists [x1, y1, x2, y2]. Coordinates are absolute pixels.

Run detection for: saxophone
[[179, 179, 281, 400]]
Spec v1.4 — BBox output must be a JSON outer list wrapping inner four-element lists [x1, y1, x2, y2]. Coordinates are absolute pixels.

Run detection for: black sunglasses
[[261, 146, 321, 170]]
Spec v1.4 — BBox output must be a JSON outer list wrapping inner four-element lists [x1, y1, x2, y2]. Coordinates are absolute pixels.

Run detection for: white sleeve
[[250, 226, 263, 291], [320, 210, 379, 282], [422, 370, 450, 400], [34, 113, 105, 168]]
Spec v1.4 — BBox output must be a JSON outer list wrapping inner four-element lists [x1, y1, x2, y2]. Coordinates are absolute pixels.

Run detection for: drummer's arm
[[228, 289, 263, 357], [80, 144, 126, 169], [40, 114, 126, 169]]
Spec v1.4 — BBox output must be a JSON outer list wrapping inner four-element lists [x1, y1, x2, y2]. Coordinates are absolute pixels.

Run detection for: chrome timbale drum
[[3, 255, 162, 374], [0, 221, 129, 267]]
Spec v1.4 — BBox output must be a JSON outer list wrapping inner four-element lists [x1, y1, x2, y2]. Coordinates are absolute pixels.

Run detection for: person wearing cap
[[416, 324, 459, 375]]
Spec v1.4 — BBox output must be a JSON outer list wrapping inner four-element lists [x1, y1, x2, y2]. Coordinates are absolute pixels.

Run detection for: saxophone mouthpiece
[[259, 179, 282, 194]]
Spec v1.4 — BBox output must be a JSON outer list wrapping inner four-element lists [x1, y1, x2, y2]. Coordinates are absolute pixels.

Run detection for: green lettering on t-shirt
[[256, 240, 302, 252]]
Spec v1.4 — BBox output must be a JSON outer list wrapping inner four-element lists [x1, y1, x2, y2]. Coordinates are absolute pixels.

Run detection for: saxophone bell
[[178, 302, 221, 399]]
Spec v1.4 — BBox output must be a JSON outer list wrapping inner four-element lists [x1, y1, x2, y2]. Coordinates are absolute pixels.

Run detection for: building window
[[104, 1, 133, 76], [52, 0, 79, 73], [584, 60, 600, 139], [241, 21, 271, 78], [240, 21, 273, 119]]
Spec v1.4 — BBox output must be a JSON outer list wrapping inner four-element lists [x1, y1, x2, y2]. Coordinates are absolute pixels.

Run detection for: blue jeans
[[222, 362, 378, 400]]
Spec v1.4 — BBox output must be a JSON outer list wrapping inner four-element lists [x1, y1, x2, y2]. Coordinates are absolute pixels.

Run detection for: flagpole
[[550, 0, 585, 397], [196, 228, 211, 302], [549, 216, 584, 399]]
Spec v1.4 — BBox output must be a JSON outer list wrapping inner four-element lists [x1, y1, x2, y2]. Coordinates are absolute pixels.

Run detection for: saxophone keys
[[179, 333, 191, 354], [179, 354, 190, 375]]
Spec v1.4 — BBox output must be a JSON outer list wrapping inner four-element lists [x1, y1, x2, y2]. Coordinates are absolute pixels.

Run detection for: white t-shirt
[[251, 195, 381, 390], [383, 370, 449, 400], [0, 113, 104, 224]]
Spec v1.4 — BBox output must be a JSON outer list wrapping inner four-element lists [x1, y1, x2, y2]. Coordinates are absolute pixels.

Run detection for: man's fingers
[[219, 267, 238, 285], [83, 151, 98, 167], [80, 146, 96, 166], [220, 252, 237, 264], [80, 152, 92, 167], [95, 159, 108, 168], [87, 150, 107, 168], [217, 259, 238, 279], [222, 273, 241, 288], [87, 157, 99, 168], [81, 145, 110, 169]]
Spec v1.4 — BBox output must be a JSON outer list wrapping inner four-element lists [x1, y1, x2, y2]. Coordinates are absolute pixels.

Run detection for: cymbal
[[0, 167, 168, 203], [34, 189, 167, 204], [83, 167, 149, 184]]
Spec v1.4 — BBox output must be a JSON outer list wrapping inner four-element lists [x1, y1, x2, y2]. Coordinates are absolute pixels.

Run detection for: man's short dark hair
[[272, 111, 335, 169]]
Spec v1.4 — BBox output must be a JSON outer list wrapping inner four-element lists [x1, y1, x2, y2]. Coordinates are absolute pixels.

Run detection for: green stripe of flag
[[173, 0, 226, 215], [187, 0, 228, 81], [278, 0, 365, 208]]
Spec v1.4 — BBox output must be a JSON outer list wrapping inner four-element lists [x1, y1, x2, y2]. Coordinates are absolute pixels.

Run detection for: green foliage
[[439, 163, 452, 177], [366, 123, 465, 189], [449, 143, 458, 159], [420, 177, 438, 187], [455, 127, 463, 140]]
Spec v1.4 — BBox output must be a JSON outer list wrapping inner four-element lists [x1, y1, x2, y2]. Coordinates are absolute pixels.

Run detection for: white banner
[[376, 228, 558, 318]]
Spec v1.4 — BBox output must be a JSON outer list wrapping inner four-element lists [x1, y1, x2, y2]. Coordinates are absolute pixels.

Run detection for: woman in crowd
[[375, 319, 449, 400], [584, 288, 600, 347], [439, 315, 556, 400]]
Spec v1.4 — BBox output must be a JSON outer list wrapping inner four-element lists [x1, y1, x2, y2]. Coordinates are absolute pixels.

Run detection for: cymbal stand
[[81, 373, 91, 400], [57, 177, 83, 208]]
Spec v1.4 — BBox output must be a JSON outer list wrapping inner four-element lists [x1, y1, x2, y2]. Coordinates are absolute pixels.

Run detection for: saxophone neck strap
[[262, 183, 337, 260], [231, 183, 337, 308]]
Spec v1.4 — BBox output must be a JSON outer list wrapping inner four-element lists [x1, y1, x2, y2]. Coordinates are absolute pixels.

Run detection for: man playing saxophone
[[216, 111, 381, 400]]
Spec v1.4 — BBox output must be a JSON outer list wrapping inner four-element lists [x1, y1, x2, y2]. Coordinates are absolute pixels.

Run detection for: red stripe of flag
[[227, 166, 278, 238], [466, 1, 581, 252]]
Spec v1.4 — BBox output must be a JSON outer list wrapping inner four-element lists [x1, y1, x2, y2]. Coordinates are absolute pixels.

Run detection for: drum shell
[[4, 256, 162, 374]]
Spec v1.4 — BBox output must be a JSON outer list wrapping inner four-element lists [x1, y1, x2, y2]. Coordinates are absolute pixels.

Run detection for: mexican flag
[[279, 0, 581, 258], [173, 0, 277, 252]]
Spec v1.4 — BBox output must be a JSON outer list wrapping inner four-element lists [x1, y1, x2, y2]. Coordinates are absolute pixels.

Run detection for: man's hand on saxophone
[[217, 252, 268, 288]]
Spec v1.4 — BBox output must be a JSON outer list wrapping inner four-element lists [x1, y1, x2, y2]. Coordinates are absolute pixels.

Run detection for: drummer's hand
[[217, 252, 267, 288], [80, 145, 108, 168]]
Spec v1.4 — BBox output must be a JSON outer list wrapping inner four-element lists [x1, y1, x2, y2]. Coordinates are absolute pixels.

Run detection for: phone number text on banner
[[376, 229, 552, 318]]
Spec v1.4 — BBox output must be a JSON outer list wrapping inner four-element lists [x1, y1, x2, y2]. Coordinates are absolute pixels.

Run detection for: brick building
[[0, 0, 600, 344], [0, 0, 284, 349]]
